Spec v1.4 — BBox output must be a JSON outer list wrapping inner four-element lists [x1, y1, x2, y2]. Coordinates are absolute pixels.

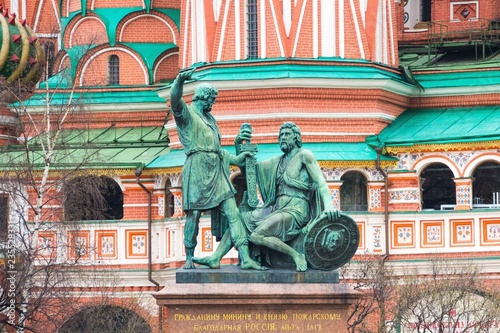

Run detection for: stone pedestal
[[154, 266, 360, 333]]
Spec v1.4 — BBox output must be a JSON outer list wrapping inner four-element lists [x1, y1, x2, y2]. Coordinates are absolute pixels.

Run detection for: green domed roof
[[0, 5, 44, 94]]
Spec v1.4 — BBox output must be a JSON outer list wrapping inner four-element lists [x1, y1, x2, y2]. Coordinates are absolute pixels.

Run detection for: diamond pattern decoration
[[452, 3, 477, 21]]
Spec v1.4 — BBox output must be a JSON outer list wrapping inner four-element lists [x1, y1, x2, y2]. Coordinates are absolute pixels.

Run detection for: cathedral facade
[[1, 0, 500, 331]]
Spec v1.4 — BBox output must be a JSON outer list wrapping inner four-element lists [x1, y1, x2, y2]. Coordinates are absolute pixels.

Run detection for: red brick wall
[[166, 81, 408, 147], [411, 91, 500, 108], [29, 294, 160, 333], [91, 0, 143, 8], [66, 16, 109, 47], [261, 0, 287, 58], [79, 49, 148, 86], [119, 12, 179, 44], [290, 1, 313, 58], [25, 0, 38, 26], [342, 0, 364, 60], [219, 1, 237, 62], [389, 203, 420, 211], [154, 0, 181, 7], [67, 0, 81, 14], [389, 177, 419, 189], [154, 52, 179, 82]]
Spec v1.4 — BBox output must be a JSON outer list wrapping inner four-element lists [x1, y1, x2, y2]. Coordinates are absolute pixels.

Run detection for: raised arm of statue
[[170, 69, 195, 115]]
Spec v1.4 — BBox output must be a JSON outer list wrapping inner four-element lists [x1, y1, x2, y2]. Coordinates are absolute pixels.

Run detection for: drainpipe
[[374, 147, 390, 262], [135, 168, 160, 292], [375, 146, 390, 333]]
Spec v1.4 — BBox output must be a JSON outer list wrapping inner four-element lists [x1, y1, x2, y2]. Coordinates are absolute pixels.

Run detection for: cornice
[[386, 140, 500, 154]]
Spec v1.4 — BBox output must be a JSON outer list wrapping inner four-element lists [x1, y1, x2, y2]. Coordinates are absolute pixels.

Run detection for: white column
[[235, 0, 241, 60], [260, 0, 266, 58], [321, 0, 335, 56]]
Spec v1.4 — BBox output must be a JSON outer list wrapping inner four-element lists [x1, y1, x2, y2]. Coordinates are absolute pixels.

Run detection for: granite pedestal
[[154, 266, 360, 333]]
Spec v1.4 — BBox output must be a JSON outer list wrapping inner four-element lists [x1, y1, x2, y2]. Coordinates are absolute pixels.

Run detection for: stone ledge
[[175, 265, 339, 284]]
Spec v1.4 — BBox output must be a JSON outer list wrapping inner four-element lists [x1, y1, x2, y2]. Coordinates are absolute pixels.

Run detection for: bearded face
[[279, 128, 297, 153], [202, 96, 216, 113]]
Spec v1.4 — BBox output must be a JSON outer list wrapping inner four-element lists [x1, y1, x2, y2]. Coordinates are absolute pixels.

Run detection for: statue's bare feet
[[241, 259, 269, 271], [183, 258, 196, 269], [192, 256, 220, 269], [294, 253, 308, 272]]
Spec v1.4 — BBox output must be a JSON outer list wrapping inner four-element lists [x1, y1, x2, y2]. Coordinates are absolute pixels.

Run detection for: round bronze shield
[[303, 213, 359, 271]]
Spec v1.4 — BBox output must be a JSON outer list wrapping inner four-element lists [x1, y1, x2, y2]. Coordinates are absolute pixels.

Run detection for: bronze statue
[[194, 122, 342, 271], [170, 70, 265, 270]]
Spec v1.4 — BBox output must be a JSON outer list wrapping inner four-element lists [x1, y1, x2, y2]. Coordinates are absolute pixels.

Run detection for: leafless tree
[[343, 256, 500, 333], [0, 37, 123, 331], [341, 255, 398, 333], [395, 258, 500, 333]]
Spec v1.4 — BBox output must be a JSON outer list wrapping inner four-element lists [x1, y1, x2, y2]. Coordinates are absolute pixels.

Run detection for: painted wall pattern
[[173, 194, 183, 216], [481, 219, 500, 245], [322, 167, 385, 181], [126, 230, 148, 258], [369, 188, 382, 209], [157, 196, 164, 217], [456, 185, 472, 206], [154, 173, 182, 189], [397, 227, 412, 245], [100, 236, 115, 255], [397, 153, 424, 170], [372, 226, 383, 253], [443, 151, 476, 169], [451, 220, 474, 246], [330, 188, 340, 210], [426, 225, 441, 243], [487, 223, 500, 240], [398, 151, 479, 174], [389, 189, 420, 203], [202, 228, 213, 252]]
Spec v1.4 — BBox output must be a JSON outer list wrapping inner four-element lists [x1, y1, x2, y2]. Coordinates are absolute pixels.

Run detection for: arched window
[[472, 161, 500, 208], [420, 163, 455, 210], [64, 175, 123, 221], [165, 179, 175, 218], [58, 305, 152, 333], [107, 55, 119, 85], [340, 171, 367, 212]]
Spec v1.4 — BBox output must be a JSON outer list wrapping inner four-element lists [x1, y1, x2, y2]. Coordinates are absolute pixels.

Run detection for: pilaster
[[454, 177, 473, 210]]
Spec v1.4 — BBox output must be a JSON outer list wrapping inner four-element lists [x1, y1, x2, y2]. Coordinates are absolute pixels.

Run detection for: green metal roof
[[17, 89, 166, 107], [413, 69, 500, 90], [146, 142, 396, 169], [0, 126, 169, 170], [373, 106, 500, 147], [156, 8, 181, 30], [187, 60, 409, 83], [60, 5, 181, 39], [122, 43, 177, 83], [55, 7, 180, 87], [41, 45, 98, 87], [93, 8, 143, 46]]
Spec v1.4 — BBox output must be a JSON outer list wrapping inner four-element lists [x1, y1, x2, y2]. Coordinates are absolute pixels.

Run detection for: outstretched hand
[[176, 68, 195, 84], [233, 151, 254, 167]]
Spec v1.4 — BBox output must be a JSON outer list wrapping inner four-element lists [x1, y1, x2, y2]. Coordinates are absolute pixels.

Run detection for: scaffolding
[[426, 18, 500, 61]]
